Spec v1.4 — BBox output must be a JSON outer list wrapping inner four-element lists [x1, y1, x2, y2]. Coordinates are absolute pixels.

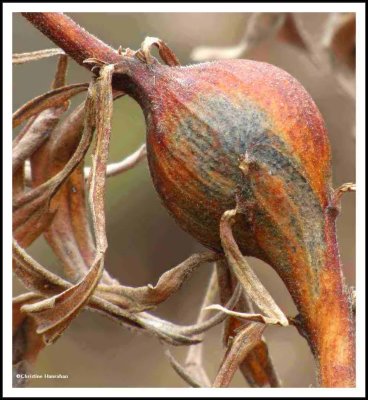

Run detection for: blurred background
[[12, 12, 356, 388]]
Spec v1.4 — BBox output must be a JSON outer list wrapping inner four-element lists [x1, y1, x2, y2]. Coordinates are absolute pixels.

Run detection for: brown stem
[[299, 213, 355, 387], [22, 13, 121, 69]]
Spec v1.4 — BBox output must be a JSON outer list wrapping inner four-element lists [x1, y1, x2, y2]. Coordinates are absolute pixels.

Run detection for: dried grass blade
[[13, 48, 65, 64]]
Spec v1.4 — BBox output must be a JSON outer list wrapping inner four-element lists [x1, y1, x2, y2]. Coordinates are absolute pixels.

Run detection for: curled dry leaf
[[12, 79, 98, 343], [239, 339, 281, 388], [212, 323, 265, 387], [13, 55, 70, 174], [220, 209, 288, 326], [33, 101, 118, 285], [96, 251, 221, 311], [13, 107, 69, 173], [30, 103, 94, 281], [215, 260, 280, 387], [14, 65, 127, 344], [13, 48, 65, 64], [137, 36, 181, 66], [12, 82, 89, 128], [12, 97, 94, 248], [12, 55, 71, 247], [12, 240, 208, 347], [328, 182, 356, 215]]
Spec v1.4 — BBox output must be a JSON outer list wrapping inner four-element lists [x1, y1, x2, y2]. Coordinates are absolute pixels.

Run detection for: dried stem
[[183, 268, 218, 387], [13, 48, 65, 64], [85, 143, 147, 179]]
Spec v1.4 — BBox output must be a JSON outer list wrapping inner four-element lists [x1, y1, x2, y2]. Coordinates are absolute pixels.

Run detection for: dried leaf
[[12, 82, 97, 248], [12, 116, 37, 148], [13, 48, 65, 64], [137, 37, 180, 66], [239, 340, 281, 388], [13, 293, 45, 387], [12, 240, 201, 346], [328, 182, 356, 216], [216, 260, 281, 387], [16, 65, 118, 343], [12, 83, 88, 128], [23, 255, 104, 344], [51, 54, 68, 88], [12, 56, 71, 246], [220, 209, 288, 326], [88, 64, 114, 253], [14, 80, 101, 343], [13, 54, 69, 215], [30, 103, 95, 281], [96, 251, 221, 311], [32, 94, 122, 284], [13, 106, 69, 173], [212, 323, 265, 387]]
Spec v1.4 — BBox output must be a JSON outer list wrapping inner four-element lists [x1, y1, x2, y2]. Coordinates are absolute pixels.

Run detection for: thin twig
[[13, 48, 65, 64], [183, 268, 218, 387]]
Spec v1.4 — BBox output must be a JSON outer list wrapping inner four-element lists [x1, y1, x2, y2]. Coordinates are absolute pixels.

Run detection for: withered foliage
[[12, 13, 356, 389]]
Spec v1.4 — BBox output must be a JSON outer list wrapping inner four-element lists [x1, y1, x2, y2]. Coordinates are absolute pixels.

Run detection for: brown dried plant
[[12, 12, 356, 388]]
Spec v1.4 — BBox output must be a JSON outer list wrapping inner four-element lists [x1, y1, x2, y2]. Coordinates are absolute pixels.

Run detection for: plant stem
[[298, 213, 355, 387], [22, 13, 121, 68]]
